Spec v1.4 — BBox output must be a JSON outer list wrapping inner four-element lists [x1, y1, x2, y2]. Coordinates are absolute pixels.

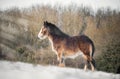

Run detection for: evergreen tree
[[96, 41, 120, 73]]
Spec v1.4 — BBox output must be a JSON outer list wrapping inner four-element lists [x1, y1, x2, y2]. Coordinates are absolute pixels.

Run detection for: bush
[[96, 40, 120, 73], [16, 46, 35, 63]]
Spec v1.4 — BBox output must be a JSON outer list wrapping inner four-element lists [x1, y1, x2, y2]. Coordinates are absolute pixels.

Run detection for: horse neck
[[48, 33, 68, 44], [48, 33, 59, 42], [48, 33, 58, 49]]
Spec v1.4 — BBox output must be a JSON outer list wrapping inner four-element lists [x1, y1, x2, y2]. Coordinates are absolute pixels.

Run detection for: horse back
[[64, 35, 94, 56]]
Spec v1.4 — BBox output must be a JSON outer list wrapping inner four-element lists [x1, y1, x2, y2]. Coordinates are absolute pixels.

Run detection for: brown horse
[[38, 21, 95, 71]]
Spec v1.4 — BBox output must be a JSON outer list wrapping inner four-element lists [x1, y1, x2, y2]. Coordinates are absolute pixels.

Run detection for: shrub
[[96, 40, 120, 73], [16, 46, 35, 63]]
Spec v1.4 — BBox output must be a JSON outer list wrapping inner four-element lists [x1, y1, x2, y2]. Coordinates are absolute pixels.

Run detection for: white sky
[[0, 0, 120, 11]]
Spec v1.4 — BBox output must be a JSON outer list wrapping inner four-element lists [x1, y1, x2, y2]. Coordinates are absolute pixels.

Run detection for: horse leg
[[57, 52, 65, 67], [84, 60, 89, 71], [83, 55, 89, 71], [90, 58, 95, 71]]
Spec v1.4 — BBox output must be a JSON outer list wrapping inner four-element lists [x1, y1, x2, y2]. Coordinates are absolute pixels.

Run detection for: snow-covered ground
[[0, 61, 119, 79]]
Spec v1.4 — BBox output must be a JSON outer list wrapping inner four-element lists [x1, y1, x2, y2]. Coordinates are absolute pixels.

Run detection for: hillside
[[0, 61, 119, 79], [0, 5, 120, 73]]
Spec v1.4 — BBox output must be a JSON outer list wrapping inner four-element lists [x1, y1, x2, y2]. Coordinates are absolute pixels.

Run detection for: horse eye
[[41, 29, 45, 33], [43, 30, 47, 35]]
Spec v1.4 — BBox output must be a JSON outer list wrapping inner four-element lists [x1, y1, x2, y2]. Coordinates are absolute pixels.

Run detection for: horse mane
[[44, 21, 69, 37]]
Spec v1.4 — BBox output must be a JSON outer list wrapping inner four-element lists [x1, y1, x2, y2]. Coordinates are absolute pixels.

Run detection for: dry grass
[[0, 5, 120, 68]]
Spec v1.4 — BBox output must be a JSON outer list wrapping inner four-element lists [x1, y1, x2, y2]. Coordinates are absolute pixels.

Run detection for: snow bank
[[0, 61, 119, 79]]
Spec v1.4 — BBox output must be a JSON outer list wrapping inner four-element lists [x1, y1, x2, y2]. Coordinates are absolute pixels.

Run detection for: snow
[[0, 61, 119, 79]]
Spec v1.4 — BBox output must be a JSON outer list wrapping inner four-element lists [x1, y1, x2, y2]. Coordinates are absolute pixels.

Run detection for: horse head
[[38, 21, 50, 39]]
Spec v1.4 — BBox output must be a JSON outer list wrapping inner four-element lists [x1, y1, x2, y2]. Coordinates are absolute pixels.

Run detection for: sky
[[0, 0, 120, 11]]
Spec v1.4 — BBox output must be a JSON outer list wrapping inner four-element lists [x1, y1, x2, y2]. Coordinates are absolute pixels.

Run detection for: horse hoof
[[58, 63, 65, 67]]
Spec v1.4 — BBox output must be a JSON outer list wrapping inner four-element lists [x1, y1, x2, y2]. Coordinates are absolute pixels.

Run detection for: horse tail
[[90, 41, 96, 68], [91, 41, 95, 57], [90, 40, 95, 57]]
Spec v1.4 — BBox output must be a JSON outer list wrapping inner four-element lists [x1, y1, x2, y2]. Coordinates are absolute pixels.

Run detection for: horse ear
[[44, 21, 47, 27], [44, 21, 46, 25], [44, 21, 49, 24], [44, 21, 50, 28], [46, 21, 48, 23]]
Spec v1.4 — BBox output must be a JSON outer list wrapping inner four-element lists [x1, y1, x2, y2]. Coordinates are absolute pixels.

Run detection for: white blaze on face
[[38, 27, 47, 39]]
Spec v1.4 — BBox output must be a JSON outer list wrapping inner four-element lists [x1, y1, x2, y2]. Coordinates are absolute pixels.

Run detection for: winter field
[[0, 61, 119, 79], [0, 0, 120, 78]]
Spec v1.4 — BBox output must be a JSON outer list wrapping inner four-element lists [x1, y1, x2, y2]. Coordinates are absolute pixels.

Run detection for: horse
[[38, 21, 95, 71]]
